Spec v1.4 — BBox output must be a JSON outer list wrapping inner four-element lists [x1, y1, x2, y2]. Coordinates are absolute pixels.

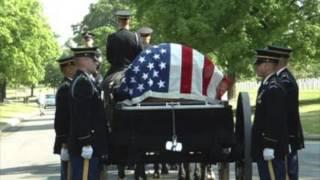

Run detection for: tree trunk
[[30, 84, 35, 97], [3, 79, 6, 99], [0, 78, 6, 103]]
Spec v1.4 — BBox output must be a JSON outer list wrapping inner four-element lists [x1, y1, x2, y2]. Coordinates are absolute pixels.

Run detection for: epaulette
[[57, 80, 71, 92], [71, 73, 95, 98], [268, 76, 287, 94], [278, 71, 292, 83]]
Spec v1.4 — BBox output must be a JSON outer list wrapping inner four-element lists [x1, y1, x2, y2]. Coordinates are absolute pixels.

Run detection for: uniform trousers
[[61, 161, 70, 180], [70, 156, 102, 180], [257, 158, 289, 180], [287, 151, 299, 180]]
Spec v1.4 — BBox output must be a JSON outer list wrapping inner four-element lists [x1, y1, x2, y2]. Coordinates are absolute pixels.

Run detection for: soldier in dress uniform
[[68, 47, 109, 180], [137, 27, 153, 50], [82, 32, 103, 87], [105, 10, 143, 180], [105, 10, 142, 76], [252, 49, 290, 180], [268, 45, 304, 180], [53, 56, 77, 180]]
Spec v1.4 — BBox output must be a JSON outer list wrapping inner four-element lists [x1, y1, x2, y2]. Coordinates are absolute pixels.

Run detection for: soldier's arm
[[54, 83, 70, 144], [134, 32, 143, 57], [106, 34, 114, 65], [72, 76, 95, 146], [262, 86, 287, 148]]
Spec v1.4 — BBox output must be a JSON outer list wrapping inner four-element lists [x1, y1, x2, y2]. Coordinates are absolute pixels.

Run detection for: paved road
[[0, 108, 319, 180]]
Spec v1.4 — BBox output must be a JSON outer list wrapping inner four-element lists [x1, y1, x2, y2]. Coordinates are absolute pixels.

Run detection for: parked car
[[44, 94, 55, 108]]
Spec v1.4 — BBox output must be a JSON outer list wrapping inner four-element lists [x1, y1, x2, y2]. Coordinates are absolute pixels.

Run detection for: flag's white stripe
[[207, 65, 224, 100], [168, 43, 182, 93], [191, 49, 204, 97]]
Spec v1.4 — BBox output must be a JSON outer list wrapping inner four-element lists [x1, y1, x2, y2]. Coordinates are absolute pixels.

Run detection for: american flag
[[119, 43, 225, 105]]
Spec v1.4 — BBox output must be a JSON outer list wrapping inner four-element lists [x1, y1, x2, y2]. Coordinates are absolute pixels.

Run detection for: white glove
[[81, 145, 93, 159], [263, 148, 275, 160], [60, 147, 70, 161]]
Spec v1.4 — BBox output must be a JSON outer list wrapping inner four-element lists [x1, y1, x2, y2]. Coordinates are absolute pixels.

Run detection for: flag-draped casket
[[118, 43, 229, 105], [109, 43, 237, 164]]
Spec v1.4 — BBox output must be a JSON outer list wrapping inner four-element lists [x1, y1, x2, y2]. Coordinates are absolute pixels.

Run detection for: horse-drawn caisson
[[103, 43, 253, 180]]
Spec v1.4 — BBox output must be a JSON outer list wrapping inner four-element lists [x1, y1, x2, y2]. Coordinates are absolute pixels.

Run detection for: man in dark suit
[[68, 47, 109, 180], [54, 56, 77, 180], [252, 49, 290, 179], [268, 45, 305, 180]]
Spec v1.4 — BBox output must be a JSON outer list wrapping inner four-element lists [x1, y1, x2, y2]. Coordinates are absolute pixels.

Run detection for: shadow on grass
[[300, 98, 320, 106], [300, 110, 320, 134]]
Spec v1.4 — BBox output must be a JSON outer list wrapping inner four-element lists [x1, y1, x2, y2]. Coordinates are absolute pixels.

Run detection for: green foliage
[[72, 0, 133, 75], [42, 63, 63, 88], [0, 0, 60, 86], [75, 0, 320, 79], [132, 0, 320, 79]]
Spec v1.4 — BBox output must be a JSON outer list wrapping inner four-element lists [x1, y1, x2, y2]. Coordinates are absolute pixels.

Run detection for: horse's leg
[[178, 163, 189, 180], [193, 163, 201, 180], [153, 163, 160, 178], [134, 162, 146, 180], [161, 163, 169, 174]]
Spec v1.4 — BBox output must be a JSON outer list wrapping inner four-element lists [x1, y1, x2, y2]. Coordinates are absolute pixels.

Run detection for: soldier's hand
[[60, 147, 70, 161], [263, 148, 275, 160], [81, 145, 93, 159]]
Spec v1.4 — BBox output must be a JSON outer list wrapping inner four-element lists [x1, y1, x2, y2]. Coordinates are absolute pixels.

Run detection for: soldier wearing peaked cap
[[252, 49, 290, 180], [81, 32, 103, 88], [137, 27, 153, 50], [268, 45, 304, 180], [105, 10, 143, 180], [106, 10, 143, 76], [68, 47, 109, 180], [82, 32, 95, 45], [53, 56, 77, 180]]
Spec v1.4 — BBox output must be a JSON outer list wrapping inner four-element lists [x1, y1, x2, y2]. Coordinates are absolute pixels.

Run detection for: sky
[[39, 0, 98, 46]]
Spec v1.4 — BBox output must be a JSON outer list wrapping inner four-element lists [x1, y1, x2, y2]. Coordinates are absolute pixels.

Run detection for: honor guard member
[[106, 10, 143, 76], [69, 47, 109, 180], [82, 32, 103, 87], [105, 10, 143, 180], [54, 56, 77, 180], [137, 27, 153, 50], [252, 49, 290, 180], [268, 45, 304, 180]]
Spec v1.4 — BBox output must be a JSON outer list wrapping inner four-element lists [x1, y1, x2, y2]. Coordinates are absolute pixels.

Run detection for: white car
[[44, 94, 56, 108]]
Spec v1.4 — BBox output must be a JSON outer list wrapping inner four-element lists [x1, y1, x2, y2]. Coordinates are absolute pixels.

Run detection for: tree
[[132, 0, 320, 79], [0, 0, 60, 99], [72, 0, 133, 75]]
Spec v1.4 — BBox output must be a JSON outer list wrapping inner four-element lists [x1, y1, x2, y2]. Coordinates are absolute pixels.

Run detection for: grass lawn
[[234, 89, 320, 135], [298, 90, 320, 135], [0, 86, 54, 127], [0, 103, 39, 129]]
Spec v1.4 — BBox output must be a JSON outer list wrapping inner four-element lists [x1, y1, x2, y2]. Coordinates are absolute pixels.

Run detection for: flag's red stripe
[[180, 46, 193, 93], [202, 56, 214, 95]]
